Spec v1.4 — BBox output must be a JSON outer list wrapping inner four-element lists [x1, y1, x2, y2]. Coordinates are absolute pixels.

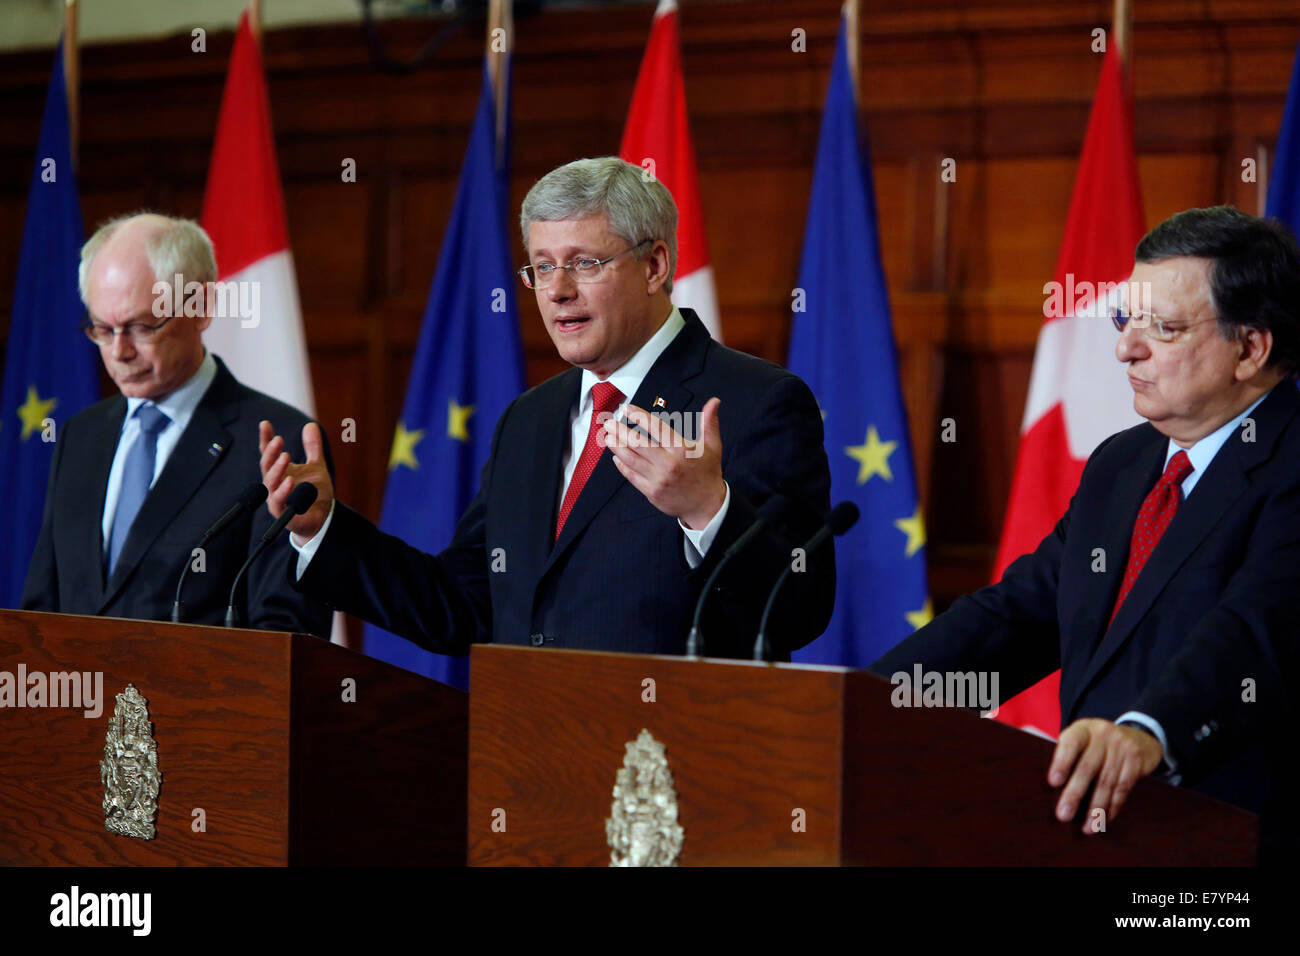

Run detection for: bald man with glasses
[[22, 213, 333, 636]]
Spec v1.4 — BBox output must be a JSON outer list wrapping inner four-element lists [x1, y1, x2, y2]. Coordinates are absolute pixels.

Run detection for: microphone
[[685, 494, 791, 657], [752, 501, 859, 662], [171, 482, 268, 623], [224, 482, 318, 628]]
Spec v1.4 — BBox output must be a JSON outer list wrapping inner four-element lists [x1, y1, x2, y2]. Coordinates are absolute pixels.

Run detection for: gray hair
[[520, 157, 678, 292], [78, 214, 218, 306]]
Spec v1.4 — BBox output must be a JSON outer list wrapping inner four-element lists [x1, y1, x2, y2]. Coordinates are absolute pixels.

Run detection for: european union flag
[[1268, 33, 1300, 231], [0, 42, 99, 607], [363, 60, 524, 688], [788, 17, 929, 668]]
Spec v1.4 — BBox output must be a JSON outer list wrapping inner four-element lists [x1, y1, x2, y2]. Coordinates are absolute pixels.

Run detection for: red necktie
[[555, 381, 625, 540], [1108, 449, 1194, 627]]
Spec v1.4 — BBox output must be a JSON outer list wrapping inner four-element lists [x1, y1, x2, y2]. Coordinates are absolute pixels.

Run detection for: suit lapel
[[1059, 433, 1164, 711], [99, 367, 235, 610], [1067, 384, 1299, 716], [515, 369, 580, 586], [68, 398, 127, 604], [541, 310, 707, 577]]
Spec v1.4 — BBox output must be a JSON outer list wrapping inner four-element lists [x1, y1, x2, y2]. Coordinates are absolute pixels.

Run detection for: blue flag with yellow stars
[[363, 59, 524, 689], [0, 41, 99, 608], [787, 16, 929, 668], [1268, 33, 1300, 232]]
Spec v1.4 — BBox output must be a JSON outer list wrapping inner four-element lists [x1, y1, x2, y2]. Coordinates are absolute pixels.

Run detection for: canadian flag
[[200, 9, 314, 416], [201, 10, 343, 644], [619, 0, 721, 340], [991, 44, 1146, 735]]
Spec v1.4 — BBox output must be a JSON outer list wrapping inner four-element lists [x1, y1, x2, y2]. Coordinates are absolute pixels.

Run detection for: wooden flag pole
[[487, 0, 511, 166], [843, 0, 859, 105], [64, 0, 79, 170], [1113, 0, 1131, 68], [250, 0, 263, 48]]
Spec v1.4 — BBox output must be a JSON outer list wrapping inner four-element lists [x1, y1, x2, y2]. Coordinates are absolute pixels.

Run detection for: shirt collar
[[124, 350, 218, 431], [1165, 390, 1270, 476], [577, 306, 685, 412]]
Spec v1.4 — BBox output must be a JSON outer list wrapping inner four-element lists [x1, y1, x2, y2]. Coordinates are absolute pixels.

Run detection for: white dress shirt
[[292, 306, 730, 575], [1115, 391, 1268, 780], [101, 350, 219, 558]]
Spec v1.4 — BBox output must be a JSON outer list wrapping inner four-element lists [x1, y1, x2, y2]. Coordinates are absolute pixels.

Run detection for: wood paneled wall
[[1, 0, 1298, 610]]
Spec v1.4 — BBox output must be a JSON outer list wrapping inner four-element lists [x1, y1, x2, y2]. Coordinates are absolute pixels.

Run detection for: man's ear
[[1236, 326, 1274, 380], [643, 240, 672, 296]]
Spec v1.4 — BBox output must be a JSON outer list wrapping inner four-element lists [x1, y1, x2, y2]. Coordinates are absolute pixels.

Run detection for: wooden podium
[[468, 644, 1259, 866], [0, 610, 465, 866]]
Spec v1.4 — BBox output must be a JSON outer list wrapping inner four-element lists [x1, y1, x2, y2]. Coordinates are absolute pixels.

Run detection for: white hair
[[78, 213, 217, 306]]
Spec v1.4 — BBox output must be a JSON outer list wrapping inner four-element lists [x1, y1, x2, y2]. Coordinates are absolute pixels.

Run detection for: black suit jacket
[[22, 355, 333, 637], [873, 382, 1300, 834], [297, 309, 835, 659]]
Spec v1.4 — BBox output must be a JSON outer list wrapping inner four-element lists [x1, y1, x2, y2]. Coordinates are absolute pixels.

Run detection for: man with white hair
[[22, 212, 332, 636]]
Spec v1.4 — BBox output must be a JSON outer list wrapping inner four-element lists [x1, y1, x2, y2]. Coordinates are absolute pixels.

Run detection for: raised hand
[[603, 396, 726, 530], [259, 420, 334, 541]]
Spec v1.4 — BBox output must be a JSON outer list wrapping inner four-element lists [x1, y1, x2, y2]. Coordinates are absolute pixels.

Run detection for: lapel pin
[[208, 442, 223, 457], [653, 396, 666, 409]]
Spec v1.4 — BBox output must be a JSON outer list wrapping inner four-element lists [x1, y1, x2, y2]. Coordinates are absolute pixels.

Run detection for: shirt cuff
[[290, 499, 336, 581], [680, 482, 730, 569], [1116, 710, 1180, 784]]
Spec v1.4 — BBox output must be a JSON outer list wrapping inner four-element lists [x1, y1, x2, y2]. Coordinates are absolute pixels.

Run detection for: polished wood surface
[[0, 609, 465, 865], [1, 1, 1299, 612], [469, 644, 1258, 866]]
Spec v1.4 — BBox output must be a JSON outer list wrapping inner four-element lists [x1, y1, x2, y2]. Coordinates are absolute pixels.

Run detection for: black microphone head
[[287, 482, 318, 515], [828, 501, 860, 536], [758, 493, 792, 523], [240, 481, 270, 509]]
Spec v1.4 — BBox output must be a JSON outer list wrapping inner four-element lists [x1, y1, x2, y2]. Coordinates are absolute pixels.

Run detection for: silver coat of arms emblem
[[100, 684, 161, 840], [605, 728, 684, 866]]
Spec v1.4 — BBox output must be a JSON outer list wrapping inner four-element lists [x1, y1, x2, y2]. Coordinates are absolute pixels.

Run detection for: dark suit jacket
[[297, 309, 835, 659], [872, 382, 1300, 837], [22, 355, 333, 637]]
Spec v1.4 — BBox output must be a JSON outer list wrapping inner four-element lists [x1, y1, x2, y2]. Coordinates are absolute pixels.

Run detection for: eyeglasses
[[80, 314, 177, 346], [518, 239, 652, 290], [1109, 308, 1217, 343]]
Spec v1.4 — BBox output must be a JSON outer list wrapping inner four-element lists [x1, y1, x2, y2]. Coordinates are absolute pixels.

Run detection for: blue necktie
[[107, 404, 170, 576]]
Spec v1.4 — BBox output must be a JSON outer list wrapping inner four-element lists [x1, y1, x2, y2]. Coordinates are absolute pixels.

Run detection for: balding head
[[80, 213, 215, 400]]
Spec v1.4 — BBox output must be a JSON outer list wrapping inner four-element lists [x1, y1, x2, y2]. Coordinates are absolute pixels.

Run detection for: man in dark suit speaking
[[22, 213, 331, 637], [873, 207, 1298, 852], [260, 156, 835, 660]]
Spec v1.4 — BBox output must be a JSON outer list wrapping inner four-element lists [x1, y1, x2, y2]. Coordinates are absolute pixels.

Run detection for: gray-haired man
[[260, 156, 837, 659], [22, 212, 333, 636]]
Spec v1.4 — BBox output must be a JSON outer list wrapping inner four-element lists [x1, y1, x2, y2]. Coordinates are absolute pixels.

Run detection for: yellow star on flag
[[17, 384, 57, 441], [447, 399, 475, 443], [895, 506, 926, 558], [905, 598, 933, 631], [845, 425, 897, 484], [388, 421, 425, 471]]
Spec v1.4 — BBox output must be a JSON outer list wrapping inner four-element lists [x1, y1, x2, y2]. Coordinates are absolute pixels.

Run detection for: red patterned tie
[[555, 381, 625, 540], [1108, 449, 1194, 627]]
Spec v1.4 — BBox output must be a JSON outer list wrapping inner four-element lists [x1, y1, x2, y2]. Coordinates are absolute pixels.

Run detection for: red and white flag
[[619, 0, 721, 340], [201, 9, 314, 416], [992, 44, 1146, 736], [201, 10, 344, 644]]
